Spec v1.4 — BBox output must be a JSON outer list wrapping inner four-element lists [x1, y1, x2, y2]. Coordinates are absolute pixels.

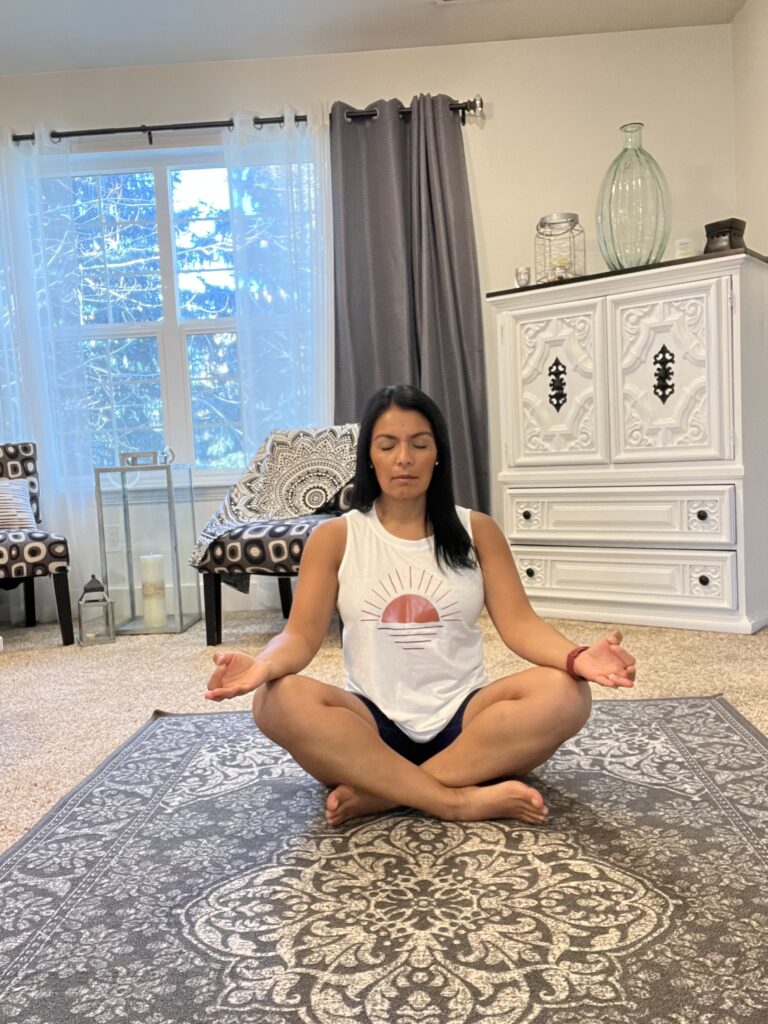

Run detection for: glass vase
[[596, 122, 670, 271]]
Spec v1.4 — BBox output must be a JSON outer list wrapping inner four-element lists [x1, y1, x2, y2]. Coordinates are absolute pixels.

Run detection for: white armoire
[[487, 251, 768, 633]]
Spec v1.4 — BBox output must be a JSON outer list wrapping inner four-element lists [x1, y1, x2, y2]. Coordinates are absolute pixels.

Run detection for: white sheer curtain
[[0, 114, 334, 622], [0, 128, 98, 620], [0, 142, 23, 441], [224, 109, 333, 451]]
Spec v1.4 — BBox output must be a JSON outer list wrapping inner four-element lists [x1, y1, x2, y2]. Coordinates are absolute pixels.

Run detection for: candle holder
[[77, 575, 116, 646], [534, 213, 585, 284], [93, 456, 201, 635]]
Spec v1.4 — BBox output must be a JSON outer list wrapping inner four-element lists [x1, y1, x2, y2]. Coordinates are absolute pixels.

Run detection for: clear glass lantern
[[535, 213, 586, 284], [77, 575, 116, 646], [93, 451, 201, 635]]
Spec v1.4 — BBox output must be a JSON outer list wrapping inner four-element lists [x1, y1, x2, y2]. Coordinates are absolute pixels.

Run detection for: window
[[30, 142, 328, 476]]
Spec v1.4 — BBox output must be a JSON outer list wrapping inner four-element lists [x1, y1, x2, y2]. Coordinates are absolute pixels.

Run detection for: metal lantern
[[535, 213, 586, 283], [77, 575, 116, 646], [94, 453, 200, 635]]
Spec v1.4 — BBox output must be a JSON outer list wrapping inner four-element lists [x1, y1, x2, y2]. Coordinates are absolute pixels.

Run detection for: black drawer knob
[[522, 510, 532, 521], [697, 510, 709, 521], [698, 575, 710, 586], [525, 567, 535, 579]]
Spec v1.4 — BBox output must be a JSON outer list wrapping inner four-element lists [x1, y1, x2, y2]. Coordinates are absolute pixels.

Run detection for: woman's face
[[369, 405, 438, 500]]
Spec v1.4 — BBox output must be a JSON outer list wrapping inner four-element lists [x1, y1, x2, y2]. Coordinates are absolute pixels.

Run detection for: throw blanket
[[190, 425, 359, 588]]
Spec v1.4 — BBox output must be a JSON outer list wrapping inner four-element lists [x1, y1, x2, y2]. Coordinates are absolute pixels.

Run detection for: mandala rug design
[[1, 697, 767, 1024]]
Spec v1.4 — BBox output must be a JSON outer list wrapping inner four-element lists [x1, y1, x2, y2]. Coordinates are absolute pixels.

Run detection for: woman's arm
[[205, 517, 346, 701], [471, 511, 635, 688]]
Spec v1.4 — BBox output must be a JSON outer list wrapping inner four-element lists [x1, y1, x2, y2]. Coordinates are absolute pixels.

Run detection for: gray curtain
[[330, 94, 489, 512]]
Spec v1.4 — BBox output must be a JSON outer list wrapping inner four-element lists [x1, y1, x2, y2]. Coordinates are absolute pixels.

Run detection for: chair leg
[[203, 573, 222, 646], [52, 572, 75, 646], [278, 576, 293, 618], [23, 577, 36, 627]]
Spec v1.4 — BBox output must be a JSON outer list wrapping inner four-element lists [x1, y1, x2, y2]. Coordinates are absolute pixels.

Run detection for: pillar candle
[[140, 553, 166, 628]]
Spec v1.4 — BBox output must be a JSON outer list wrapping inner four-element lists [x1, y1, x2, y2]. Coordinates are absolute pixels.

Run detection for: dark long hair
[[351, 384, 477, 571]]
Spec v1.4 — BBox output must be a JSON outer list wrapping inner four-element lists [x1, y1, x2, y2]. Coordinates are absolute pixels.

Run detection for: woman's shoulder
[[306, 515, 348, 563], [464, 508, 496, 529], [467, 510, 504, 547], [314, 515, 349, 539]]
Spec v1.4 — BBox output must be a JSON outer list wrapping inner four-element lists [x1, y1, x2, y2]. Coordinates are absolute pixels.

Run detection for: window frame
[[64, 141, 310, 494]]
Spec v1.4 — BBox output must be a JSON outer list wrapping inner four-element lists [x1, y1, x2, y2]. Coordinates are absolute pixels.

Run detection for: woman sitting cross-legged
[[205, 384, 636, 826]]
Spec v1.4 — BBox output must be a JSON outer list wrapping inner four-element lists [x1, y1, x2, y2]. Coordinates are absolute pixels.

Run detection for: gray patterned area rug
[[1, 696, 767, 1024]]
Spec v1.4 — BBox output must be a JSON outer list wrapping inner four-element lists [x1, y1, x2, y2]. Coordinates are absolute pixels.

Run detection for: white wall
[[732, 0, 768, 254], [0, 25, 737, 616]]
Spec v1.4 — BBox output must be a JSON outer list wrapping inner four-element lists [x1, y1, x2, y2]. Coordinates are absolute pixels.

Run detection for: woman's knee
[[252, 674, 306, 741], [539, 668, 592, 738]]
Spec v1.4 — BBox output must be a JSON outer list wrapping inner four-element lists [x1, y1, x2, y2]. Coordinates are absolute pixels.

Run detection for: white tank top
[[337, 504, 489, 742]]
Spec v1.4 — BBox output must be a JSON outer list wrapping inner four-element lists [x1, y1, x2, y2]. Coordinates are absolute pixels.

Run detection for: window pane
[[230, 162, 315, 318], [186, 331, 245, 469], [171, 168, 234, 322], [37, 171, 162, 328], [82, 336, 165, 466], [241, 327, 314, 445], [177, 269, 235, 319], [192, 427, 246, 470]]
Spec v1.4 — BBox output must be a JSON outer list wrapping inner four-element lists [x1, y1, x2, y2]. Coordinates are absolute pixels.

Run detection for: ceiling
[[0, 0, 746, 77]]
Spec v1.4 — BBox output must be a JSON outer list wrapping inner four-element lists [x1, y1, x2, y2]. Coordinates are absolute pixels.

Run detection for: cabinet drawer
[[513, 545, 737, 611], [505, 486, 735, 547]]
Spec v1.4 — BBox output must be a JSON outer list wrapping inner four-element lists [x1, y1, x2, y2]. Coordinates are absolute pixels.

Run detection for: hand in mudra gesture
[[574, 630, 636, 689], [205, 651, 271, 702]]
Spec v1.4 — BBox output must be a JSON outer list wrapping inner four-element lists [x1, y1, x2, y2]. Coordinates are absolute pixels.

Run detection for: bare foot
[[325, 784, 397, 826], [325, 780, 548, 827], [451, 780, 549, 824]]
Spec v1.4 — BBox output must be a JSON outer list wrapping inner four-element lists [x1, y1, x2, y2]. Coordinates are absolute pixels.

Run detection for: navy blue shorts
[[355, 690, 480, 765]]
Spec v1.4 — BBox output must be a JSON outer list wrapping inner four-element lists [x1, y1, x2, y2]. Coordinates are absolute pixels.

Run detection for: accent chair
[[191, 424, 358, 646], [0, 442, 75, 645]]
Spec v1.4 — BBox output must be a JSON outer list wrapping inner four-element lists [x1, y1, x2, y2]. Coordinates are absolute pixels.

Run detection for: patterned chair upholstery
[[191, 425, 358, 645], [0, 443, 74, 645]]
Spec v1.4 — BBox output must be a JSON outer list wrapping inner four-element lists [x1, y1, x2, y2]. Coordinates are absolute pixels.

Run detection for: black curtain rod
[[11, 96, 483, 145], [341, 95, 483, 125], [11, 113, 308, 146]]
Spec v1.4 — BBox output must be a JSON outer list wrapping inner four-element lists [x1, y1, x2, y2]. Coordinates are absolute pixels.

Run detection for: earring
[[435, 460, 440, 466]]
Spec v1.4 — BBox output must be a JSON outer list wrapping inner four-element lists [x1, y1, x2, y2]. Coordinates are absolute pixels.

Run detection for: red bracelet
[[566, 645, 589, 679]]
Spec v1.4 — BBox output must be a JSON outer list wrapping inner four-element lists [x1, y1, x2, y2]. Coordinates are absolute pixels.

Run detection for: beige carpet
[[2, 611, 767, 853]]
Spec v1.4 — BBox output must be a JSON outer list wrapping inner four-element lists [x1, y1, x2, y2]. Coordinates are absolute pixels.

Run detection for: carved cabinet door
[[500, 300, 610, 467], [608, 278, 733, 463]]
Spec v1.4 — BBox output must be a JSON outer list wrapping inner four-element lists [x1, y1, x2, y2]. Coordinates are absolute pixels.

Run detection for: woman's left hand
[[573, 630, 636, 689]]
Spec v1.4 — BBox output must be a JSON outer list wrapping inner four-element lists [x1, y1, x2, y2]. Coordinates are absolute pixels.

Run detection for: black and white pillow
[[0, 479, 36, 529], [254, 426, 359, 517], [189, 423, 359, 566]]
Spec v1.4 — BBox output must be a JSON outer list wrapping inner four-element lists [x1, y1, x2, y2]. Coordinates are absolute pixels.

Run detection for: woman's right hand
[[204, 651, 272, 702]]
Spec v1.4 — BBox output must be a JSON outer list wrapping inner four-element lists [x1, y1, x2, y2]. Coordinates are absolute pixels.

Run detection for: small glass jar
[[77, 575, 116, 646], [535, 213, 585, 284]]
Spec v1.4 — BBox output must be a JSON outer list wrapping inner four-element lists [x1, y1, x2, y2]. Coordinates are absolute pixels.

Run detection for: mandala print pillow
[[189, 424, 359, 567], [254, 425, 359, 517]]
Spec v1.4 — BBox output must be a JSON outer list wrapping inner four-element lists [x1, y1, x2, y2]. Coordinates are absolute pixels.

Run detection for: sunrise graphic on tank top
[[360, 565, 462, 651]]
